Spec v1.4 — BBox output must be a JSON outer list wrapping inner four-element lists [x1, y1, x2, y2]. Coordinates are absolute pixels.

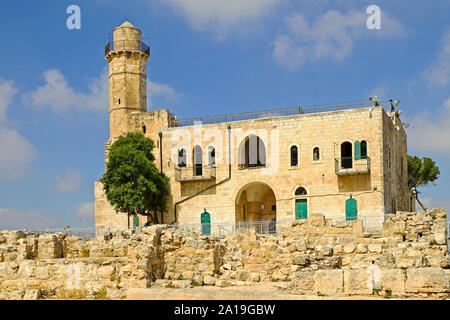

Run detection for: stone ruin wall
[[0, 208, 448, 299]]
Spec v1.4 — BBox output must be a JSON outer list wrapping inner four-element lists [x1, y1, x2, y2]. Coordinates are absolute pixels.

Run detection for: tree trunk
[[414, 191, 427, 211]]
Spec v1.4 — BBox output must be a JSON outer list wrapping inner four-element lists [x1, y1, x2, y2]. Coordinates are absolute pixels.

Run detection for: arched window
[[193, 145, 202, 176], [177, 149, 186, 167], [341, 142, 352, 169], [238, 135, 266, 168], [313, 147, 320, 161], [142, 125, 146, 134], [208, 146, 216, 166], [290, 146, 298, 166], [295, 187, 307, 196], [360, 140, 367, 159]]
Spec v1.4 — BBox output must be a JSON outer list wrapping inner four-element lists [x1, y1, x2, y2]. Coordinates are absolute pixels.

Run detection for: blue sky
[[0, 0, 449, 229]]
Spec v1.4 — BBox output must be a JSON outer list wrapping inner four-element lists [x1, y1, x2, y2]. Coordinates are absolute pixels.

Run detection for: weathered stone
[[292, 255, 310, 266], [343, 269, 373, 295], [203, 275, 216, 286], [405, 268, 449, 293], [313, 270, 343, 295]]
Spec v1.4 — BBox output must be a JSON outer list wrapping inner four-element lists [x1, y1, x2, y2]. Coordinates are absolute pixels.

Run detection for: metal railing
[[335, 157, 371, 174], [175, 165, 216, 181], [23, 226, 131, 238], [176, 220, 288, 236], [105, 39, 150, 56], [176, 215, 385, 236], [326, 215, 385, 231], [174, 100, 390, 127]]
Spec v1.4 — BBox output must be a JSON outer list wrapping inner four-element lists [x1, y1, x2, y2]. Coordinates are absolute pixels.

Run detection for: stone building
[[95, 22, 413, 233]]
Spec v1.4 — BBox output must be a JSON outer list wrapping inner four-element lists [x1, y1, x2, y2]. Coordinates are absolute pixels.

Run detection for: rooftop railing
[[174, 100, 390, 127], [105, 39, 150, 56]]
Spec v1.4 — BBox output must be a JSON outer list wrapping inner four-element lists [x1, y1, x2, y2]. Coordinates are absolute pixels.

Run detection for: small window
[[118, 99, 121, 105], [177, 149, 186, 167], [313, 147, 320, 161], [271, 205, 276, 211], [290, 146, 298, 166], [142, 126, 146, 134], [361, 140, 367, 159], [295, 187, 307, 196]]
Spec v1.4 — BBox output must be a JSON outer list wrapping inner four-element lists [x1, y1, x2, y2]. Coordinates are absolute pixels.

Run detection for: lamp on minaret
[[105, 21, 150, 140]]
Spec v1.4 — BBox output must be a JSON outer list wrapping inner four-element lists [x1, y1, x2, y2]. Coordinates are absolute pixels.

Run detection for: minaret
[[105, 21, 150, 139]]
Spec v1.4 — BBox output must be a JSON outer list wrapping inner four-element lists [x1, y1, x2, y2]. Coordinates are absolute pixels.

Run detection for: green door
[[295, 199, 307, 220], [201, 211, 211, 235], [345, 198, 357, 221], [133, 215, 140, 229]]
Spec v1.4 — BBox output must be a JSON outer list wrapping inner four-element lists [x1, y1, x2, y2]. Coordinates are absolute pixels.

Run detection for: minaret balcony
[[105, 40, 150, 57]]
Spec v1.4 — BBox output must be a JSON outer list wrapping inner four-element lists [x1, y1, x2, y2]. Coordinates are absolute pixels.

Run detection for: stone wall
[[0, 208, 448, 299]]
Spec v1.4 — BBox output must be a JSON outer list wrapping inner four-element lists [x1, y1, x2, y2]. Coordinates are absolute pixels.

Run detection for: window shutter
[[354, 141, 361, 160]]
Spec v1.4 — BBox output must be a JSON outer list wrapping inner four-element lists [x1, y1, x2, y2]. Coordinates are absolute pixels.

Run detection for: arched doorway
[[294, 187, 308, 220], [235, 182, 276, 227], [201, 211, 211, 235], [346, 196, 357, 221], [341, 142, 353, 169], [193, 145, 202, 176], [238, 135, 266, 168], [133, 215, 140, 229]]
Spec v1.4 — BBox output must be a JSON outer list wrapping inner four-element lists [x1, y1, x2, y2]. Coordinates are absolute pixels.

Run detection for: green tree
[[407, 155, 440, 211], [100, 132, 170, 227]]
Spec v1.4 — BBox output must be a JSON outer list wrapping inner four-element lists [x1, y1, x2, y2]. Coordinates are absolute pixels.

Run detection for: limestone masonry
[[95, 21, 413, 233], [0, 208, 448, 299]]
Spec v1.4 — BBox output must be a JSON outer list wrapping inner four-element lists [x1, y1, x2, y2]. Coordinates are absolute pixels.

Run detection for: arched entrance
[[201, 210, 211, 235], [235, 182, 276, 225], [133, 215, 140, 229], [346, 196, 357, 221]]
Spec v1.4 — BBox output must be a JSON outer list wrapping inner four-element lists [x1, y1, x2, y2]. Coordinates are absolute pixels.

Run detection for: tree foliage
[[100, 132, 170, 225], [407, 155, 440, 211]]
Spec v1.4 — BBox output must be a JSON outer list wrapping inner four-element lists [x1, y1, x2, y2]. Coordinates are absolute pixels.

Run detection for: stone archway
[[235, 182, 276, 223]]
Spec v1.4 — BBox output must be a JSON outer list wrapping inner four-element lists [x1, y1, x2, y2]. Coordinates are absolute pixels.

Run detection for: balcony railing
[[105, 39, 150, 56], [175, 165, 216, 181], [335, 157, 370, 175]]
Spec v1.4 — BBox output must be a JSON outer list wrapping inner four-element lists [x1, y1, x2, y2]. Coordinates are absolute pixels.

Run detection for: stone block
[[313, 270, 343, 295], [405, 268, 449, 293]]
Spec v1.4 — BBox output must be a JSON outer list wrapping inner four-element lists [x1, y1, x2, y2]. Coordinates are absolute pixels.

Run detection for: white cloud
[[55, 168, 83, 192], [273, 10, 405, 70], [28, 68, 179, 112], [0, 127, 37, 180], [0, 208, 57, 230], [407, 97, 450, 157], [76, 201, 94, 224], [162, 0, 280, 38], [0, 79, 18, 123], [423, 31, 450, 86], [29, 68, 108, 112], [147, 80, 179, 107]]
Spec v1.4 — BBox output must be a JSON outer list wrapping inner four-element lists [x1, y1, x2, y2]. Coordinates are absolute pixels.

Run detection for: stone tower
[[105, 21, 150, 139]]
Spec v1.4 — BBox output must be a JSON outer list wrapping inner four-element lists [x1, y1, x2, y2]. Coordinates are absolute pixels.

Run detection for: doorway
[[295, 199, 307, 220]]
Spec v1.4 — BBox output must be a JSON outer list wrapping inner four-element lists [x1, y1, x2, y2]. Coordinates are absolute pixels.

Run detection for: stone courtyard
[[0, 208, 448, 300]]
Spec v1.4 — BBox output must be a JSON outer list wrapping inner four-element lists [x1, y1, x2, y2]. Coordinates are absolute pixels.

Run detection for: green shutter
[[354, 141, 361, 160]]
